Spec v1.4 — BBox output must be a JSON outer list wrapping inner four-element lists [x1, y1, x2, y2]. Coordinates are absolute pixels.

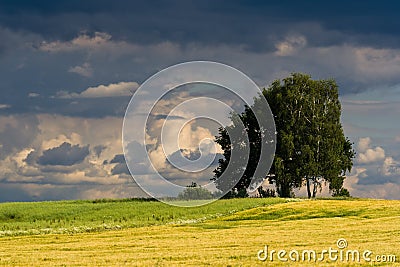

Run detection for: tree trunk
[[278, 180, 291, 198], [312, 181, 317, 198], [306, 177, 312, 199]]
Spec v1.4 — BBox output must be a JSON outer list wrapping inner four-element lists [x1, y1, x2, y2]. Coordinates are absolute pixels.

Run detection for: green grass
[[0, 197, 287, 236], [0, 198, 399, 266]]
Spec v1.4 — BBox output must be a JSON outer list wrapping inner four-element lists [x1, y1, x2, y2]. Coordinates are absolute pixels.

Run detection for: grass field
[[0, 198, 399, 266]]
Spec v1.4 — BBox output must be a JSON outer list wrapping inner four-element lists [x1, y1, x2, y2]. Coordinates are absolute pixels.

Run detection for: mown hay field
[[0, 198, 399, 266]]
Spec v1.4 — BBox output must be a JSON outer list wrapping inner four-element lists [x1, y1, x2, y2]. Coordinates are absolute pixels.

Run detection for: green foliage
[[236, 188, 249, 198], [332, 187, 351, 197], [214, 73, 355, 198], [212, 99, 275, 196], [257, 186, 276, 198], [265, 73, 355, 198], [177, 183, 214, 200], [220, 188, 249, 199]]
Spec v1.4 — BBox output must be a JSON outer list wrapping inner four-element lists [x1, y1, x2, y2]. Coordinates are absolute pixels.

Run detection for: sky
[[0, 0, 399, 201]]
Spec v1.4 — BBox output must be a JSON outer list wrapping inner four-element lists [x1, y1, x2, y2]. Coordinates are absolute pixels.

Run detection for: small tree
[[257, 186, 276, 198], [332, 187, 351, 197], [177, 182, 213, 200]]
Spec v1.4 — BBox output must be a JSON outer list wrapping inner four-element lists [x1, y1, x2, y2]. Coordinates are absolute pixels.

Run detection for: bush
[[333, 187, 351, 197], [221, 188, 249, 199], [177, 184, 213, 200], [257, 186, 276, 198]]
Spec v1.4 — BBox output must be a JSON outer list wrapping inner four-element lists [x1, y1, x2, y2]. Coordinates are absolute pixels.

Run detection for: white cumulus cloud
[[68, 62, 93, 77], [357, 137, 372, 153], [0, 104, 11, 109], [56, 81, 139, 98], [381, 156, 400, 176], [356, 137, 385, 164], [40, 32, 113, 52], [275, 35, 307, 56], [28, 92, 40, 98]]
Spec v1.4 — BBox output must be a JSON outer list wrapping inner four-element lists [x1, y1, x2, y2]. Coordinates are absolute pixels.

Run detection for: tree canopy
[[213, 73, 355, 198], [177, 182, 214, 200]]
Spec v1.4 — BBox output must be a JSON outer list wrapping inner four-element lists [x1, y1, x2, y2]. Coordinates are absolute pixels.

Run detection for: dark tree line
[[212, 73, 355, 198]]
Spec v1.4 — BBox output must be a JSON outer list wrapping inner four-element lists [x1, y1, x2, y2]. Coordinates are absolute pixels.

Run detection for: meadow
[[0, 198, 399, 266]]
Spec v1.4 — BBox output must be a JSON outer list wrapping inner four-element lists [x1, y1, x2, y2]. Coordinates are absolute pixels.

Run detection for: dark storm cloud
[[111, 162, 129, 175], [1, 0, 400, 50], [0, 0, 399, 118], [125, 141, 148, 164], [110, 154, 125, 164], [358, 175, 399, 186], [1, 94, 131, 118], [0, 114, 39, 159], [357, 169, 400, 185], [168, 149, 201, 162], [110, 161, 149, 176], [109, 142, 149, 175], [37, 142, 89, 166], [93, 145, 106, 157], [0, 184, 35, 202], [167, 149, 223, 168]]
